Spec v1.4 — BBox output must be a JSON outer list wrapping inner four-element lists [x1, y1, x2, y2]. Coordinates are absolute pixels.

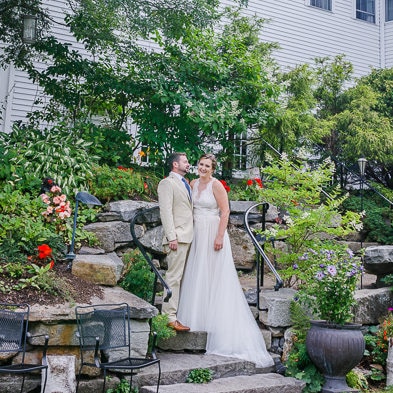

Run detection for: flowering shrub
[[89, 165, 158, 202], [255, 156, 362, 287], [219, 179, 231, 192], [0, 244, 56, 293], [229, 177, 263, 201], [40, 185, 72, 233], [378, 310, 393, 345], [295, 246, 363, 325]]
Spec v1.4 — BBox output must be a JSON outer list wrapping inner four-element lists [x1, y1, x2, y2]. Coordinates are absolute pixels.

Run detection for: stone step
[[135, 352, 277, 387], [140, 373, 305, 393], [156, 328, 273, 353], [157, 331, 207, 352]]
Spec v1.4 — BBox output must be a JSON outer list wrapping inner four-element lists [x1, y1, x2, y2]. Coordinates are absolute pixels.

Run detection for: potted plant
[[295, 245, 365, 393]]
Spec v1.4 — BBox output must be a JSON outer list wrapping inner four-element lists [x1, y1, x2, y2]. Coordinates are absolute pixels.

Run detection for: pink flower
[[50, 185, 62, 193], [40, 194, 50, 204]]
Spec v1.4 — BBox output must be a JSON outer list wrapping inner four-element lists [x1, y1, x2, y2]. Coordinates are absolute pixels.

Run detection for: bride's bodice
[[192, 179, 219, 217]]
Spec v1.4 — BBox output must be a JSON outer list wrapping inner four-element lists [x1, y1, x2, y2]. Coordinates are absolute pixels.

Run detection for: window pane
[[310, 0, 332, 10], [387, 0, 393, 21], [356, 0, 375, 22]]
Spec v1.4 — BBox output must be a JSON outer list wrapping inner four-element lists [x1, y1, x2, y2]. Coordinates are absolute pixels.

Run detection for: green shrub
[[186, 368, 213, 383], [0, 124, 97, 195], [106, 378, 137, 393], [151, 314, 176, 342], [119, 249, 155, 302], [0, 189, 66, 261], [342, 192, 393, 245], [88, 165, 159, 203], [284, 340, 325, 393], [256, 156, 362, 287]]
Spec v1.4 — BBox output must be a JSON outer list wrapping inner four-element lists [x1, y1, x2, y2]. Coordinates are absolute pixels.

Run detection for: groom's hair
[[167, 152, 187, 171]]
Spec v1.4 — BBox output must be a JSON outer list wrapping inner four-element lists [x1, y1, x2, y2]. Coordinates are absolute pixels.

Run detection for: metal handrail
[[130, 206, 172, 305], [244, 203, 283, 310]]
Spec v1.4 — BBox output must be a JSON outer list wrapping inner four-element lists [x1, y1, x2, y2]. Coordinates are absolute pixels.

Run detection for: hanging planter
[[306, 320, 365, 393]]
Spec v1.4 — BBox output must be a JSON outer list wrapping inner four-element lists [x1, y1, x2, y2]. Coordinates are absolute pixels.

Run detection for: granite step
[[135, 352, 278, 387], [140, 373, 305, 393]]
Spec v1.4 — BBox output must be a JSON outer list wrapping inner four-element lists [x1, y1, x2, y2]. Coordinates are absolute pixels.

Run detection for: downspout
[[380, 0, 386, 68], [1, 64, 15, 134]]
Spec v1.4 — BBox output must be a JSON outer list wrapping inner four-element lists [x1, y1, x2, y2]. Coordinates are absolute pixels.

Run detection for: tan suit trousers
[[161, 242, 191, 323]]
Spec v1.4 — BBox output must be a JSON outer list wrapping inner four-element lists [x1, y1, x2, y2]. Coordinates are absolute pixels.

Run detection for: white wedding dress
[[177, 179, 274, 368]]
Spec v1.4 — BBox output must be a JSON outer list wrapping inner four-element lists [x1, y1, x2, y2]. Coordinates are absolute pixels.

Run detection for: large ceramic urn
[[306, 320, 365, 393]]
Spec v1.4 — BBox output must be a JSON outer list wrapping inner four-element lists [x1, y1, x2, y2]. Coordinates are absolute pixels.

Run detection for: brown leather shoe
[[167, 320, 190, 332]]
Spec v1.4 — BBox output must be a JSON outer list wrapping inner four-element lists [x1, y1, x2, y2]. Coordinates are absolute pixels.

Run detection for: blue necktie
[[182, 177, 191, 200]]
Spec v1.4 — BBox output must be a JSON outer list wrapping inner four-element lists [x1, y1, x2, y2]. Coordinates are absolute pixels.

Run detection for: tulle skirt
[[178, 214, 274, 368]]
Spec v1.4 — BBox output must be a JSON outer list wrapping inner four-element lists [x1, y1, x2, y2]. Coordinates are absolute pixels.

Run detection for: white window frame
[[356, 0, 376, 23], [233, 133, 248, 171], [309, 0, 332, 11]]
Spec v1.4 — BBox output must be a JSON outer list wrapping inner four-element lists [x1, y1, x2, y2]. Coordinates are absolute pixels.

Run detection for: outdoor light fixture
[[358, 157, 367, 178], [22, 15, 38, 44], [65, 191, 102, 270], [357, 157, 367, 288]]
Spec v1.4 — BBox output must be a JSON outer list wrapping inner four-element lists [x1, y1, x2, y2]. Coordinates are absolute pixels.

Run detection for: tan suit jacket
[[158, 172, 193, 245]]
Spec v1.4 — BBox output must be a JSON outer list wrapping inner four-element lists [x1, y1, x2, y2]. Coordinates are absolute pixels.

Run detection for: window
[[356, 0, 375, 23], [310, 0, 332, 11], [387, 0, 393, 21], [233, 133, 248, 171]]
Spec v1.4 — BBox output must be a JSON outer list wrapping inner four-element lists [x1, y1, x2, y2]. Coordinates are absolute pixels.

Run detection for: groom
[[158, 152, 193, 332]]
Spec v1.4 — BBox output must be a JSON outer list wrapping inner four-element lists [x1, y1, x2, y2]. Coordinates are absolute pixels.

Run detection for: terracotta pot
[[306, 320, 365, 393]]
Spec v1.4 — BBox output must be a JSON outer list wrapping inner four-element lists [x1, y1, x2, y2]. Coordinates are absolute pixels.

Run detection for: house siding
[[0, 0, 390, 133], [385, 22, 393, 67], [222, 0, 381, 78]]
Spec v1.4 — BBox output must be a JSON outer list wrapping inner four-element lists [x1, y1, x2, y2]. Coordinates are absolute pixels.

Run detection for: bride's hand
[[214, 237, 223, 251]]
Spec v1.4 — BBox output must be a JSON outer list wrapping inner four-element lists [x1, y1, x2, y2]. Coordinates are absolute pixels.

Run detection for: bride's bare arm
[[212, 180, 230, 251]]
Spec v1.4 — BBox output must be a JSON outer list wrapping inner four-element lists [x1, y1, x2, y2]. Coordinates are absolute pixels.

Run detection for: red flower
[[38, 244, 52, 259], [144, 182, 148, 189], [246, 179, 253, 186], [254, 178, 263, 188], [219, 180, 231, 193], [49, 260, 55, 269]]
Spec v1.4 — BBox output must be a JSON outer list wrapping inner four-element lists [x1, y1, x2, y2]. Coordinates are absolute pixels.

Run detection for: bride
[[177, 153, 274, 368]]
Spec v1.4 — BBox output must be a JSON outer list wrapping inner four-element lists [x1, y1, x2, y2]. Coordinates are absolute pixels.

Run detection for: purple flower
[[319, 263, 325, 268], [327, 265, 337, 276], [293, 264, 299, 270], [346, 249, 354, 258], [315, 271, 325, 280]]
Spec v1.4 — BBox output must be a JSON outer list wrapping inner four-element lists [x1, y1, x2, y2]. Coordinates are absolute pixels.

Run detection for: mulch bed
[[1, 262, 103, 306]]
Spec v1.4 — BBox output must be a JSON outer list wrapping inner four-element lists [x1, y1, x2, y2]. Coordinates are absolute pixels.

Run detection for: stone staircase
[[130, 329, 305, 393], [136, 351, 305, 393]]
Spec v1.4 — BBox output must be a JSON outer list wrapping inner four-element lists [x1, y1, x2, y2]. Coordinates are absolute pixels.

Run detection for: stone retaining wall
[[2, 199, 393, 392]]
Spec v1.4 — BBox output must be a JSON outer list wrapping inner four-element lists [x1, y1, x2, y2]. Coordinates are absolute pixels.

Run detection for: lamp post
[[358, 157, 367, 288], [22, 15, 38, 44], [65, 191, 102, 270], [358, 157, 367, 214]]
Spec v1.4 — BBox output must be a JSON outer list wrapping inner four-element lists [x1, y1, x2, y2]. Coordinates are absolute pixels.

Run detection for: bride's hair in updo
[[199, 153, 217, 171]]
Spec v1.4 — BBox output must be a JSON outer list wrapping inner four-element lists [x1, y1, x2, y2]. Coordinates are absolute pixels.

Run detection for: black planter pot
[[306, 320, 365, 393]]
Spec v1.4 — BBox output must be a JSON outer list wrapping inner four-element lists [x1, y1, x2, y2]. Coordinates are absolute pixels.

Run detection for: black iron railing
[[130, 206, 172, 306], [244, 203, 283, 310]]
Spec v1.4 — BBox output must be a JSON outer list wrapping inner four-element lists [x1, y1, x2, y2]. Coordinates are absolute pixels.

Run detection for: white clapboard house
[[1, 0, 392, 135]]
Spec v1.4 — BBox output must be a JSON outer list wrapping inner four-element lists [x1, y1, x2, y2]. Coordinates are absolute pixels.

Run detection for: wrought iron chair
[[75, 302, 161, 393], [0, 303, 49, 393]]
